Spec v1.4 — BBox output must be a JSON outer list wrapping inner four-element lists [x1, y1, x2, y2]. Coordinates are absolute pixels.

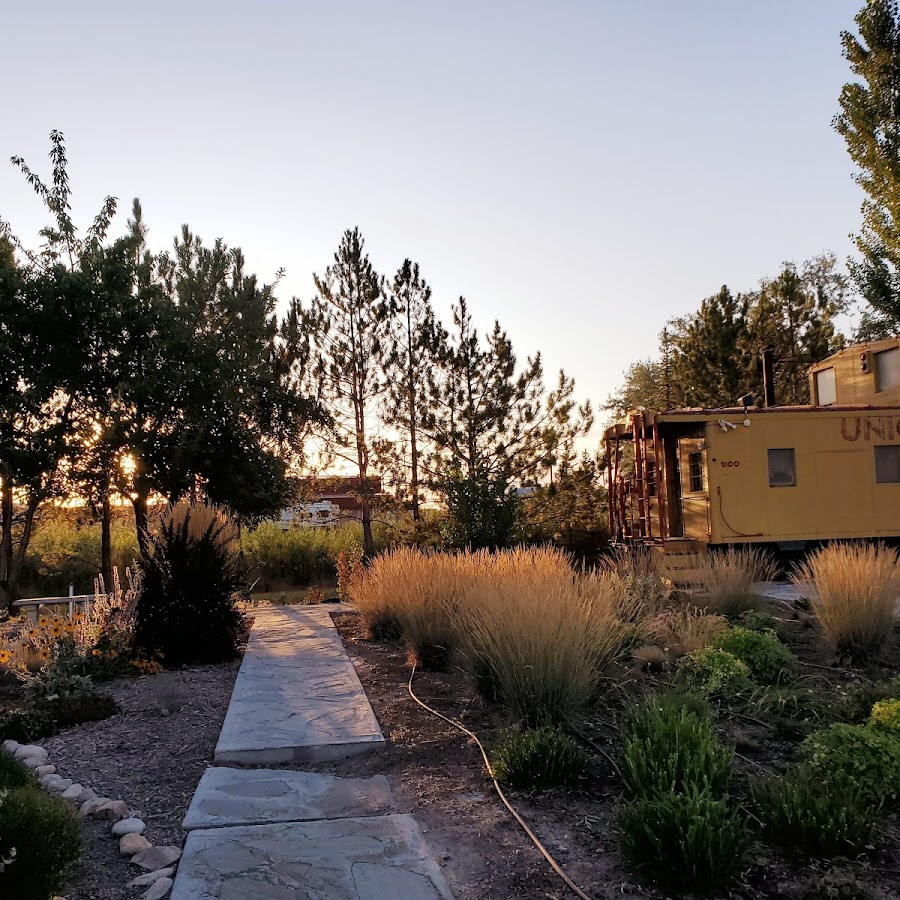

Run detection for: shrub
[[646, 606, 728, 658], [869, 698, 900, 734], [711, 626, 794, 685], [618, 789, 747, 892], [134, 500, 248, 665], [837, 677, 900, 724], [491, 727, 587, 789], [621, 695, 733, 800], [336, 546, 364, 603], [677, 647, 753, 696], [686, 547, 777, 617], [735, 609, 778, 633], [0, 785, 82, 899], [801, 723, 900, 805], [753, 764, 878, 858], [0, 753, 36, 790], [792, 543, 900, 662], [440, 469, 520, 551], [0, 708, 55, 743], [40, 693, 119, 730]]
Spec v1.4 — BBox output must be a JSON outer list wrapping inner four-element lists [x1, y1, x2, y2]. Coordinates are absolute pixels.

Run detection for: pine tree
[[668, 286, 754, 407], [306, 228, 387, 556], [835, 0, 900, 332], [380, 259, 443, 528]]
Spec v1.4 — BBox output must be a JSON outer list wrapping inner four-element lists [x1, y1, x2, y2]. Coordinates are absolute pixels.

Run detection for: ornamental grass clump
[[351, 547, 461, 669], [646, 606, 728, 658], [491, 726, 587, 789], [792, 543, 900, 663], [687, 547, 777, 617], [134, 500, 248, 666], [753, 764, 878, 858], [460, 548, 642, 725]]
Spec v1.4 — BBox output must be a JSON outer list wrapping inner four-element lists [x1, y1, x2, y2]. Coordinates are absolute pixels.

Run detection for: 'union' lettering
[[841, 417, 861, 441], [865, 418, 886, 441]]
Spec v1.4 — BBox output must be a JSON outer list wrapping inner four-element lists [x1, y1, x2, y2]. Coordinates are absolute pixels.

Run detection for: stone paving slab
[[751, 580, 809, 605], [171, 814, 454, 900], [214, 606, 385, 764], [183, 767, 395, 830]]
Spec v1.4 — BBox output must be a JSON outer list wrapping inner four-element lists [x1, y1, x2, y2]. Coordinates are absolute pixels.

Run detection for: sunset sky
[[1, 1, 864, 436]]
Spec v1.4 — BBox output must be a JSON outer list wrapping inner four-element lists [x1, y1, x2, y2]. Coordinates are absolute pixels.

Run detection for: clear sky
[[1, 0, 864, 431]]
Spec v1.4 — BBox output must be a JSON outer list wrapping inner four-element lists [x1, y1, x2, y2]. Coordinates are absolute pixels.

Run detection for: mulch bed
[[319, 609, 900, 900], [44, 662, 240, 900]]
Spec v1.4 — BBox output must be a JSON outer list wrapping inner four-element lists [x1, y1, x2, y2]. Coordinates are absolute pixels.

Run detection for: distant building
[[277, 476, 384, 528]]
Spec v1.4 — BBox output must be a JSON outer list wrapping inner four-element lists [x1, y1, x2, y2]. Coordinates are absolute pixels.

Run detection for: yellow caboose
[[605, 338, 900, 553]]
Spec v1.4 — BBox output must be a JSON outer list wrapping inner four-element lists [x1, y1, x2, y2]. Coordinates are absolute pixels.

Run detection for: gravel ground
[[44, 661, 240, 900]]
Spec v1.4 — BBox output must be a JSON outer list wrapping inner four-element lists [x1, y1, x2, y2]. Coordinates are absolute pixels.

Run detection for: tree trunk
[[361, 496, 374, 558], [0, 476, 13, 614], [133, 492, 151, 561], [101, 491, 113, 593]]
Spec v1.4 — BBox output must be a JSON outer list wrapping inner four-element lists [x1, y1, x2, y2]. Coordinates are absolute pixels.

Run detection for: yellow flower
[[24, 628, 39, 642], [0, 650, 10, 664], [64, 621, 76, 633], [108, 650, 118, 658], [37, 616, 49, 628], [38, 647, 50, 661], [50, 626, 62, 638], [92, 649, 102, 657]]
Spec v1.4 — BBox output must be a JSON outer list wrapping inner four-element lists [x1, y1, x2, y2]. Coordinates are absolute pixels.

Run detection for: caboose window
[[875, 445, 900, 483], [767, 449, 796, 487], [815, 367, 836, 406], [688, 452, 704, 492], [875, 347, 900, 392]]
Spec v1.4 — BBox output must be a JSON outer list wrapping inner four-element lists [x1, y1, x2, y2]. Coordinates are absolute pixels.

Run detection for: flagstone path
[[172, 605, 453, 900]]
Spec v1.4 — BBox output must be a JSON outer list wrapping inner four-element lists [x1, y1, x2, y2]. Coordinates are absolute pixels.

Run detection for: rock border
[[2, 738, 180, 899]]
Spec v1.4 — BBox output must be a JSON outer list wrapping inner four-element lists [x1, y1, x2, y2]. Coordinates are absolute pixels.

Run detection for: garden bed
[[328, 608, 900, 900], [31, 661, 238, 900]]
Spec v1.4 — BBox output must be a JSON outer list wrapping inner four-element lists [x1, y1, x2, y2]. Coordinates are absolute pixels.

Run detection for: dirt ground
[[316, 609, 900, 900]]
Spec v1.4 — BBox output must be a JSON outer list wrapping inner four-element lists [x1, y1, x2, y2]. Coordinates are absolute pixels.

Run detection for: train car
[[605, 339, 900, 554]]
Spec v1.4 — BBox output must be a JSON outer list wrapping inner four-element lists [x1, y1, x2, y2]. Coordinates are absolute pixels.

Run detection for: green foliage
[[837, 678, 900, 724], [243, 521, 368, 589], [801, 723, 900, 805], [677, 647, 753, 696], [134, 505, 248, 665], [440, 469, 519, 551], [753, 764, 878, 858], [0, 708, 55, 744], [491, 727, 587, 789], [0, 785, 82, 900], [22, 514, 139, 596], [711, 626, 794, 685], [621, 696, 733, 800], [870, 698, 900, 733], [618, 789, 747, 892], [735, 609, 778, 633], [0, 753, 37, 790], [835, 0, 900, 331]]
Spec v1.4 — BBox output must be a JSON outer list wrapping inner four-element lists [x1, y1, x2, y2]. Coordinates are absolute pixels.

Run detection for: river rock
[[131, 846, 181, 871], [95, 799, 129, 821], [35, 764, 56, 776], [142, 877, 173, 900], [75, 787, 97, 804], [80, 797, 109, 817], [120, 833, 152, 856], [2, 739, 19, 754], [15, 744, 48, 763], [47, 778, 73, 793], [61, 783, 85, 800], [112, 817, 147, 837], [41, 774, 62, 789], [126, 867, 175, 888]]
